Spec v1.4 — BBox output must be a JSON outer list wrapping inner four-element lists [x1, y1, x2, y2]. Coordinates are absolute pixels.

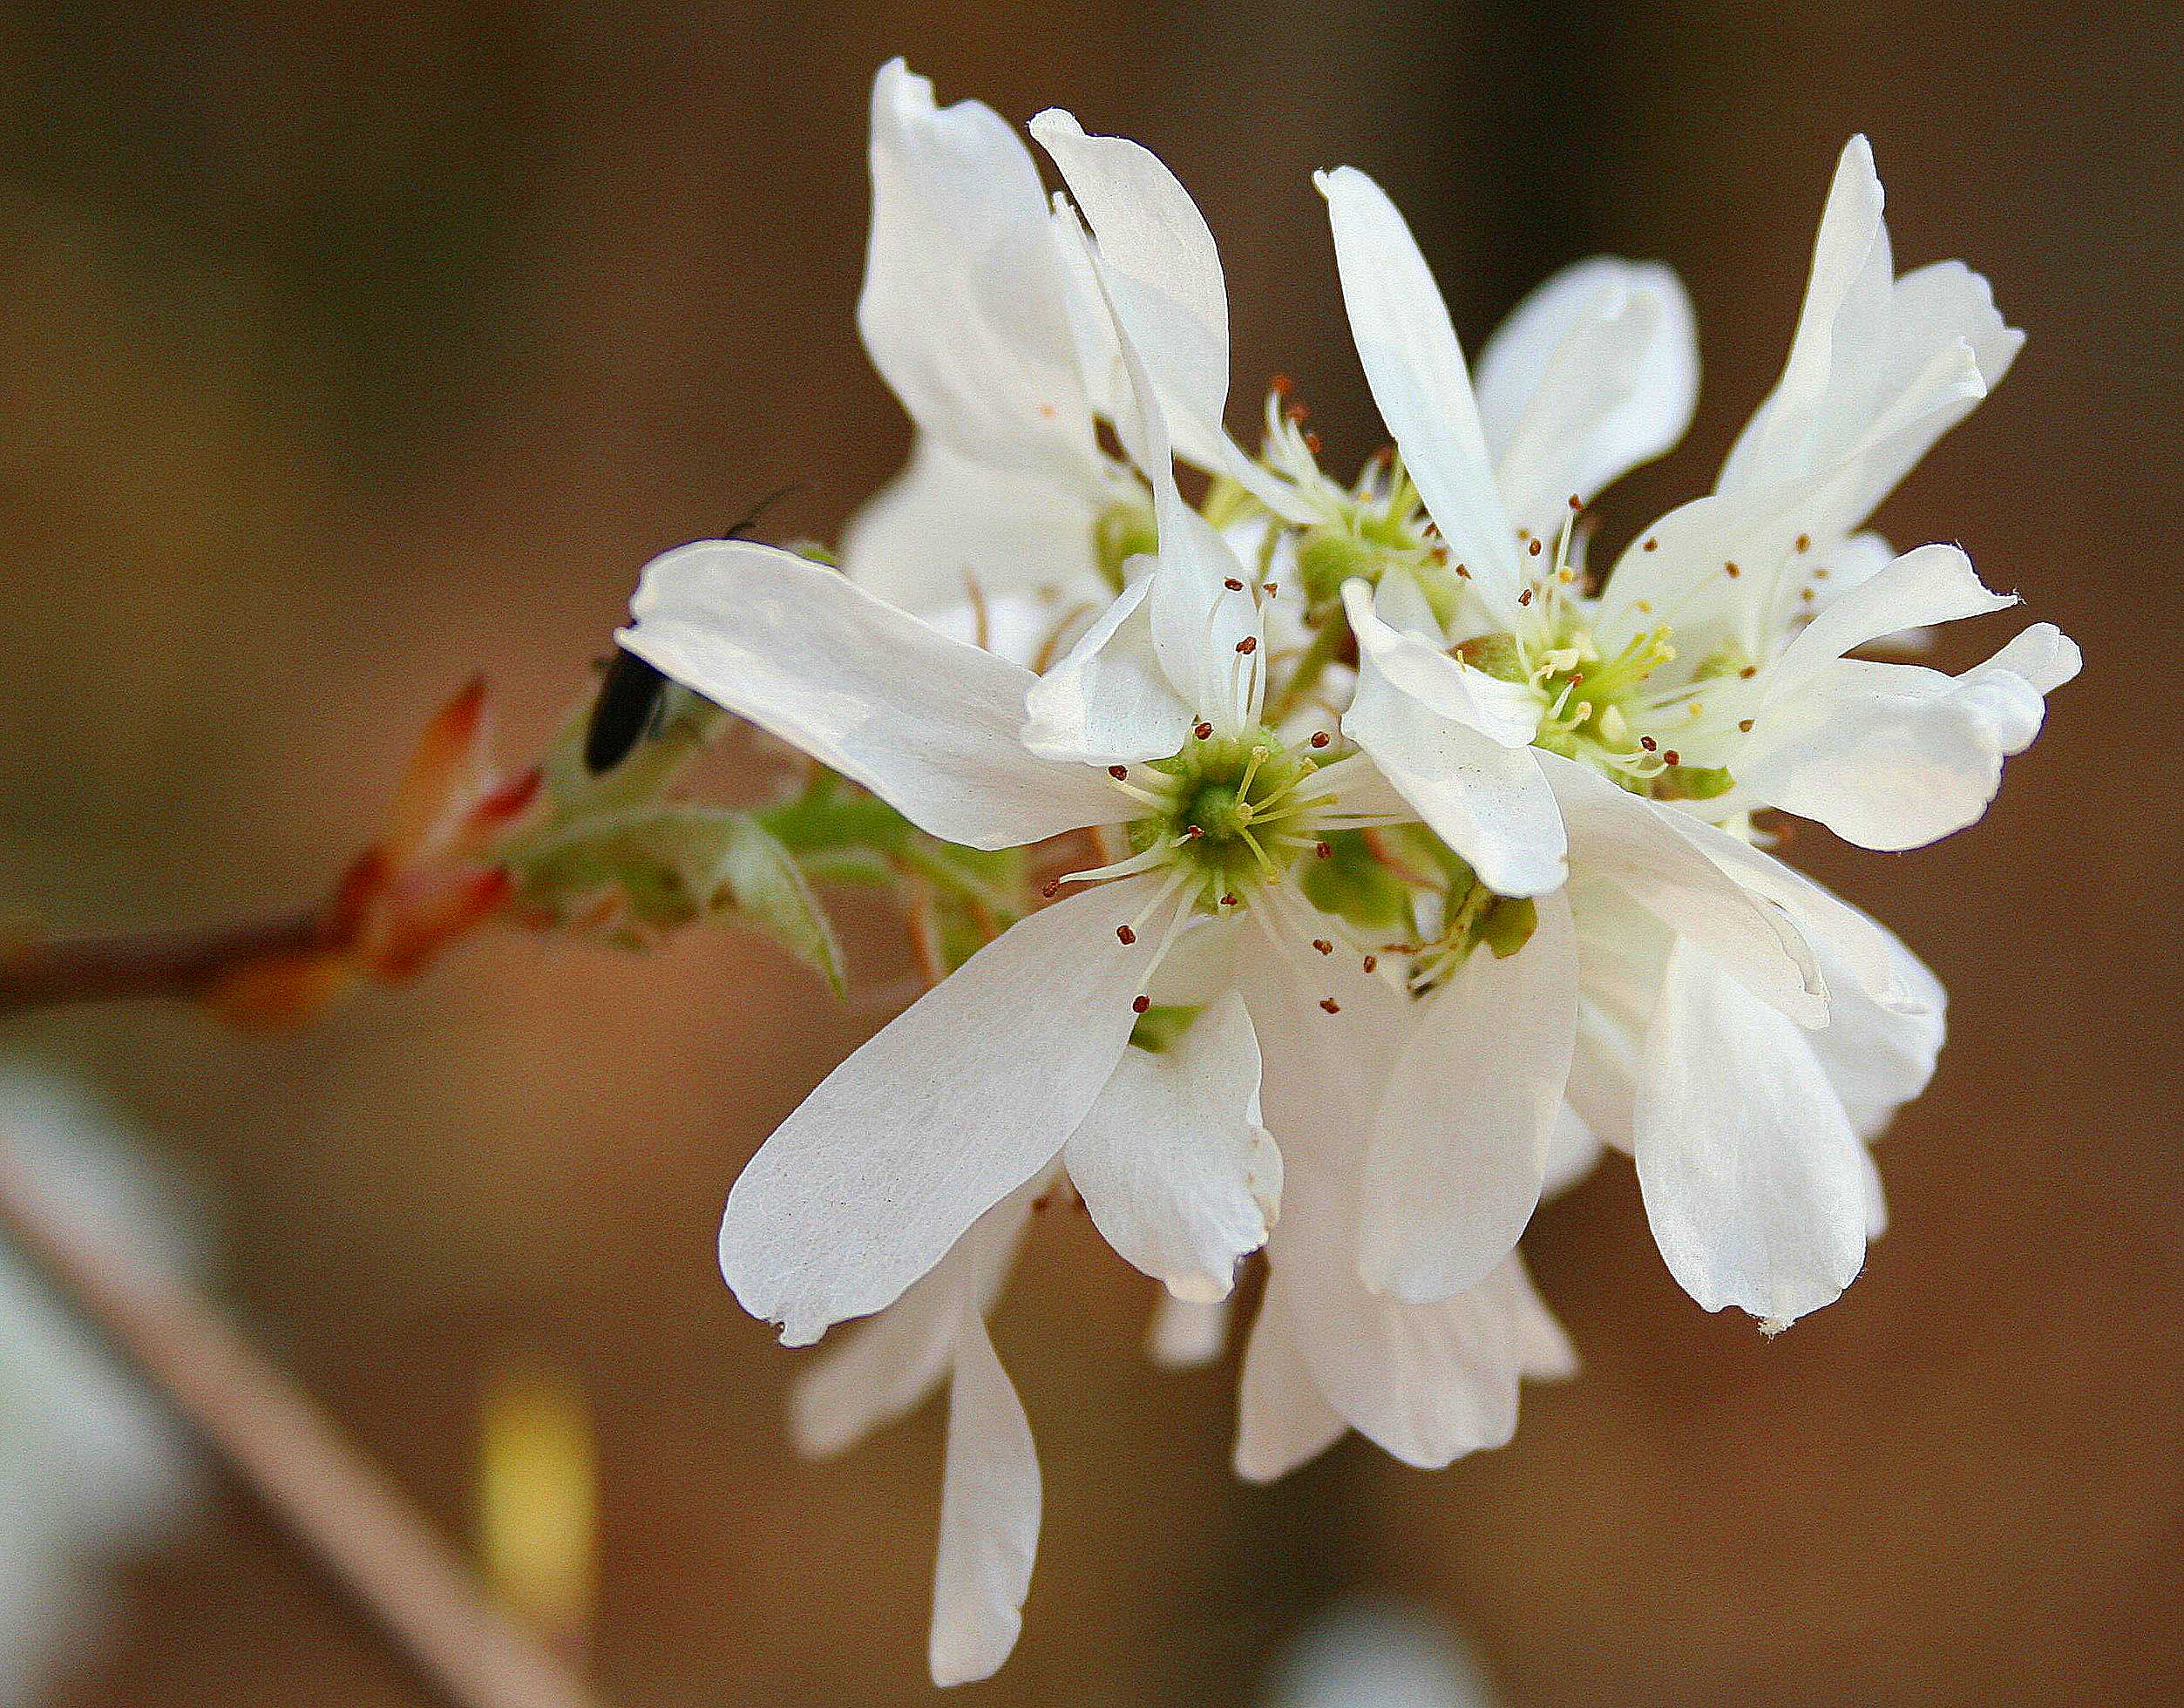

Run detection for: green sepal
[[1300, 830, 1411, 932], [715, 816, 847, 995], [1656, 764, 1735, 802], [1128, 1004, 1203, 1054], [1479, 894, 1538, 959]]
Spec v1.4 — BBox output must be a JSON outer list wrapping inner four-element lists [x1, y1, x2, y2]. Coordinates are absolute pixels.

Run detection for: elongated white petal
[[1052, 201, 1262, 729], [861, 61, 1101, 493], [1541, 1102, 1605, 1199], [1475, 258, 1699, 539], [1507, 1251, 1581, 1379], [1021, 572, 1194, 763], [1233, 1298, 1348, 1482], [1805, 925, 1946, 1140], [1360, 891, 1577, 1302], [928, 1311, 1041, 1687], [1344, 613, 1565, 898], [1539, 753, 1825, 1025], [624, 541, 1117, 850], [840, 435, 1102, 617], [1739, 622, 2079, 850], [1344, 581, 1542, 748], [1150, 507, 1265, 735], [1720, 136, 1891, 493], [791, 1179, 1040, 1459], [1635, 941, 1868, 1325], [1769, 543, 2014, 696], [720, 878, 1161, 1345], [1719, 137, 2022, 518], [1148, 1292, 1231, 1369], [1654, 810, 1930, 1013], [1596, 343, 1988, 656], [1030, 111, 1306, 520], [1064, 993, 1281, 1302], [1318, 166, 1524, 625], [1240, 933, 1551, 1467]]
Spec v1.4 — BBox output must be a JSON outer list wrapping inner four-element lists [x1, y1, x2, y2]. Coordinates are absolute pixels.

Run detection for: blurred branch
[[0, 911, 324, 1016], [0, 1128, 609, 1708]]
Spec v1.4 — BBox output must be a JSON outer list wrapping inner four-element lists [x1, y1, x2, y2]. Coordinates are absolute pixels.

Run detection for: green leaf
[[716, 817, 846, 996]]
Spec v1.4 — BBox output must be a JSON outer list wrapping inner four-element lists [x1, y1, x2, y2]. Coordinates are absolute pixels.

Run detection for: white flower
[[1316, 139, 2076, 1325], [840, 60, 1307, 620], [0, 1068, 200, 1705], [627, 103, 1591, 1678], [1324, 141, 2077, 879], [621, 336, 1424, 1677]]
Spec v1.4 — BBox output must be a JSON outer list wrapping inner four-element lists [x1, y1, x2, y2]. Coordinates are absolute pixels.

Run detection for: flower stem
[[0, 910, 325, 1016], [0, 1126, 607, 1708]]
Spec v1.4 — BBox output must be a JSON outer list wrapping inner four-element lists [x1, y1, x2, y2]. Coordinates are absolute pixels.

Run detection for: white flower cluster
[[622, 61, 2078, 1684]]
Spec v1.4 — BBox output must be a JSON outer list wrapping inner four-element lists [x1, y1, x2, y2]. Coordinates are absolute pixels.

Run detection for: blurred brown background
[[2, 1, 2178, 1702]]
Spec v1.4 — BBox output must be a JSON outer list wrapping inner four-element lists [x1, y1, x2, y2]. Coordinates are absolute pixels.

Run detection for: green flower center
[[1122, 727, 1333, 911]]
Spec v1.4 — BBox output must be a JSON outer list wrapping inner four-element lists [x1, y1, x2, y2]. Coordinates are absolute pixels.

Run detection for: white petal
[[1475, 258, 1699, 539], [791, 1179, 1040, 1458], [1653, 812, 1930, 1014], [1974, 621, 2083, 698], [1739, 625, 2076, 851], [1306, 749, 1416, 823], [1052, 202, 1262, 728], [1318, 166, 1524, 626], [1149, 507, 1265, 735], [1597, 345, 1988, 658], [1343, 617, 1566, 899], [1064, 993, 1282, 1302], [1635, 940, 1869, 1325], [1359, 891, 1577, 1302], [624, 540, 1117, 849], [1643, 846, 1943, 1139], [861, 61, 1102, 492], [1030, 111, 1306, 519], [928, 1311, 1041, 1687], [1719, 136, 2022, 519], [839, 434, 1102, 617], [1232, 1297, 1348, 1482], [1807, 926, 1946, 1141], [1505, 1253, 1581, 1379], [1541, 1102, 1605, 1199], [1768, 543, 2015, 696], [1344, 582, 1542, 748], [1862, 1149, 1890, 1241], [1021, 573, 1194, 763], [1719, 136, 1891, 494], [1148, 1292, 1231, 1369], [720, 877, 1162, 1345], [1539, 752, 1825, 1024], [1239, 935, 1546, 1467]]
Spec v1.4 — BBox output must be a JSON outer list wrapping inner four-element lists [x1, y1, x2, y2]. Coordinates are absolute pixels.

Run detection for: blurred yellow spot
[[476, 1359, 598, 1650]]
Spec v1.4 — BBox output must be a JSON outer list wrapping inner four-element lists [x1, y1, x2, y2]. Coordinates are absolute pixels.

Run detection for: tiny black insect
[[582, 485, 803, 776], [582, 649, 675, 776]]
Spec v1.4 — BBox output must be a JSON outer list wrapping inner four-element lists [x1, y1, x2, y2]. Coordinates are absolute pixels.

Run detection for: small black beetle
[[582, 485, 802, 775]]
